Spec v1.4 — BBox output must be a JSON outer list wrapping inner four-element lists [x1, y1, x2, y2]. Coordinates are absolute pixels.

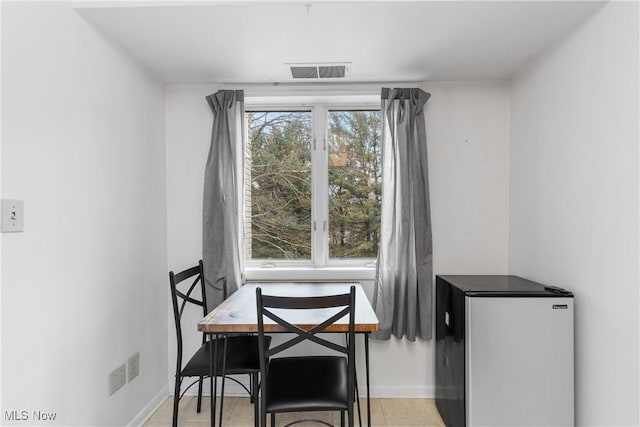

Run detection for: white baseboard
[[367, 385, 436, 399], [127, 385, 169, 427]]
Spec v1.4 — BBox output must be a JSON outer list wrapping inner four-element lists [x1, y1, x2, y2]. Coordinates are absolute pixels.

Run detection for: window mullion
[[311, 105, 328, 267]]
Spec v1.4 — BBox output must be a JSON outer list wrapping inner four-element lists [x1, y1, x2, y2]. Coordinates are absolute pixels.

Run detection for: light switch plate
[[1, 199, 24, 232]]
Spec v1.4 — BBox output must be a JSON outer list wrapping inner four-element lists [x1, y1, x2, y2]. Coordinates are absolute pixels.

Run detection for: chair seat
[[265, 356, 349, 413], [182, 335, 271, 377]]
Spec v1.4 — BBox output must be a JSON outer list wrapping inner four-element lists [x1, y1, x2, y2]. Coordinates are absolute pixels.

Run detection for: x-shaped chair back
[[257, 289, 355, 358]]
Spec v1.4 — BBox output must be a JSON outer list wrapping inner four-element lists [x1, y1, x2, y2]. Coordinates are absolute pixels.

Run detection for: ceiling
[[76, 1, 606, 84]]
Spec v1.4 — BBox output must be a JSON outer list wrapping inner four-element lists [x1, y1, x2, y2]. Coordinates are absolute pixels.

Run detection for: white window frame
[[244, 97, 380, 281]]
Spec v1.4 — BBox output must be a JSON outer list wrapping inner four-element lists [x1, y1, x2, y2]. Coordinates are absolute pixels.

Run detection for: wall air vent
[[288, 63, 350, 79]]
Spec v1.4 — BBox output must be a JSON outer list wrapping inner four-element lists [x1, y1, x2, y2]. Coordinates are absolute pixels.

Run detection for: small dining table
[[197, 282, 379, 427]]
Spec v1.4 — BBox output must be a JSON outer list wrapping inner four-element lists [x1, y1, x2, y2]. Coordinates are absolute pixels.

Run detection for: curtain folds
[[373, 88, 433, 341], [203, 89, 245, 313]]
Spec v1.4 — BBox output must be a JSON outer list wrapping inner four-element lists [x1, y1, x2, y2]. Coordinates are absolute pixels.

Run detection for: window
[[246, 111, 312, 261], [245, 105, 381, 268], [327, 110, 381, 259]]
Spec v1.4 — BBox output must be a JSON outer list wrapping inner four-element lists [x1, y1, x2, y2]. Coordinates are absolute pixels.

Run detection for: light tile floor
[[144, 396, 446, 427]]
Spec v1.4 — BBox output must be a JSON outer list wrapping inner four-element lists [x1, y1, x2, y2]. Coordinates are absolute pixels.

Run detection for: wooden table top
[[197, 282, 380, 333]]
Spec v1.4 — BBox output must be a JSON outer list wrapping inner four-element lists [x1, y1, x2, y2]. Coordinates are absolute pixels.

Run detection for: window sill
[[244, 266, 376, 282]]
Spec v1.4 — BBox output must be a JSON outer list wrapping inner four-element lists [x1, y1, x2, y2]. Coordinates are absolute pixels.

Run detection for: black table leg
[[219, 335, 228, 427], [365, 332, 371, 427], [210, 334, 219, 427]]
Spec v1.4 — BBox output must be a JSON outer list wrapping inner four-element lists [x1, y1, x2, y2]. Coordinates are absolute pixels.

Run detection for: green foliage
[[247, 110, 381, 260], [249, 111, 312, 259], [328, 111, 381, 258]]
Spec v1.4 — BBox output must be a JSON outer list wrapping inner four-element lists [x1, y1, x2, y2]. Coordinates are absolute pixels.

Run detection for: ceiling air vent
[[319, 65, 346, 78], [291, 66, 319, 79], [288, 63, 350, 79]]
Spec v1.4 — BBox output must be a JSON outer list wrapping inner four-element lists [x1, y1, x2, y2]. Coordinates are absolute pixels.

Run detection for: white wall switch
[[1, 199, 24, 232]]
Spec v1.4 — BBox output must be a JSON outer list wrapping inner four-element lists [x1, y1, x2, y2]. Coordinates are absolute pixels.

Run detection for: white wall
[[1, 3, 168, 425], [3, 1, 636, 424], [164, 81, 511, 397], [509, 2, 639, 426]]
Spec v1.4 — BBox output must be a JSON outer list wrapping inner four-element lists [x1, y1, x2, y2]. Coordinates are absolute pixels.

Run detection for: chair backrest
[[255, 286, 356, 388], [169, 261, 208, 366]]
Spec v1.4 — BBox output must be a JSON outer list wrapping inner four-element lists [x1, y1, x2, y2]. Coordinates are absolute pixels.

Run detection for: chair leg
[[341, 411, 345, 427], [196, 376, 203, 413], [270, 413, 276, 427], [172, 376, 181, 427], [354, 379, 362, 426], [260, 408, 267, 427], [260, 389, 267, 427], [249, 373, 254, 403], [252, 373, 259, 427]]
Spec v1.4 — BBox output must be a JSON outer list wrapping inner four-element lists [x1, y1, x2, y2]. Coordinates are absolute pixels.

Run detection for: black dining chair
[[169, 261, 270, 427], [255, 286, 356, 427]]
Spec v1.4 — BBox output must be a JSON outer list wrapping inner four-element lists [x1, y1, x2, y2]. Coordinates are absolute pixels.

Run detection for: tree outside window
[[246, 108, 381, 265]]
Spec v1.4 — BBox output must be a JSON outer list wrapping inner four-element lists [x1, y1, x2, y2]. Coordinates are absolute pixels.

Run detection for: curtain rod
[[213, 82, 419, 97]]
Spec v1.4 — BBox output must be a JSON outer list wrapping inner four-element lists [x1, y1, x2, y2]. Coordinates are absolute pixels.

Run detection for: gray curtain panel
[[203, 90, 245, 313], [373, 88, 433, 341]]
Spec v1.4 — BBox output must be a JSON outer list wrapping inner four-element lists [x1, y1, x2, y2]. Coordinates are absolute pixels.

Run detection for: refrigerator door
[[465, 297, 574, 427]]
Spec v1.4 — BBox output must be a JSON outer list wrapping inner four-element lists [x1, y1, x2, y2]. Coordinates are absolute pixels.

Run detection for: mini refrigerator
[[435, 275, 574, 427]]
